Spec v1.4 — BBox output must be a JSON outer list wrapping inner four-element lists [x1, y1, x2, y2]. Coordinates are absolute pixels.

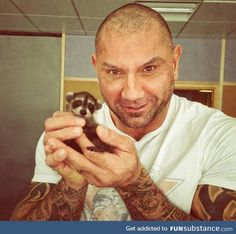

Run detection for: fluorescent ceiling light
[[152, 7, 194, 14], [138, 2, 197, 22], [204, 0, 236, 3]]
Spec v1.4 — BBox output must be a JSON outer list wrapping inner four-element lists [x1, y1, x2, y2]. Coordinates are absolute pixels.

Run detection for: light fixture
[[137, 2, 197, 22], [199, 90, 213, 93]]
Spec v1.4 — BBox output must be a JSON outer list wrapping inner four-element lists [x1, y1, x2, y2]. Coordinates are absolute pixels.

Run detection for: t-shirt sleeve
[[32, 132, 61, 184], [199, 112, 236, 190]]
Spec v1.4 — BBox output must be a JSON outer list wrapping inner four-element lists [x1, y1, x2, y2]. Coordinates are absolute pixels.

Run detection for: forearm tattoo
[[191, 184, 236, 220], [116, 168, 197, 220], [10, 180, 88, 221]]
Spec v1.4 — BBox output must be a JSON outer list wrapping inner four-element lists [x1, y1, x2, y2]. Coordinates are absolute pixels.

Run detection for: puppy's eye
[[72, 100, 82, 108], [88, 103, 95, 113]]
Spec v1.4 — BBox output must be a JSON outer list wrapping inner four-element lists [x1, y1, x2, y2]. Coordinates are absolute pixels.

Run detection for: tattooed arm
[[116, 167, 236, 221], [191, 184, 236, 220], [9, 111, 89, 220], [9, 180, 87, 221]]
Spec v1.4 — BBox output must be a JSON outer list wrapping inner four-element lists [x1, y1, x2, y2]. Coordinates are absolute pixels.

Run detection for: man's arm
[[45, 125, 235, 221], [116, 167, 197, 220], [9, 112, 91, 221], [191, 184, 236, 220], [116, 167, 236, 221], [10, 180, 87, 221]]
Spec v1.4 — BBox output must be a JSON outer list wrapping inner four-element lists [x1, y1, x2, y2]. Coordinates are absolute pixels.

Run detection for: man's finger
[[45, 115, 85, 132], [45, 148, 67, 169], [52, 111, 74, 117], [96, 125, 134, 152], [44, 126, 83, 144], [45, 137, 100, 174], [75, 133, 95, 153]]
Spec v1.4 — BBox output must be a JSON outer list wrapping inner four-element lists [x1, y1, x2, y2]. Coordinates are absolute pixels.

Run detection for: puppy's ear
[[66, 91, 74, 103], [96, 100, 102, 110]]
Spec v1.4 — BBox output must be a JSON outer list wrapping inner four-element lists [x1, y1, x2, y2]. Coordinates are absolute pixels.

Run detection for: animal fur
[[65, 91, 114, 153]]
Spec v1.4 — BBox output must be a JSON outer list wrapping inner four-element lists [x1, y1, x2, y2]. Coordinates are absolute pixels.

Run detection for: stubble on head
[[95, 3, 174, 56]]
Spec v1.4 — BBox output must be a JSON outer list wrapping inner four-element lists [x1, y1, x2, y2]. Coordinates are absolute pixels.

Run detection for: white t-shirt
[[32, 94, 236, 220]]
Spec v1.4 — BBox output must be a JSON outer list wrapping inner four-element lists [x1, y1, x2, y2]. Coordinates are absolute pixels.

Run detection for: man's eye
[[108, 69, 120, 76], [143, 65, 156, 72]]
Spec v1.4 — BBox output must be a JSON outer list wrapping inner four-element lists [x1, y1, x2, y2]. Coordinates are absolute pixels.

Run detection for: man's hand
[[44, 111, 87, 190], [46, 124, 142, 188], [79, 125, 142, 187]]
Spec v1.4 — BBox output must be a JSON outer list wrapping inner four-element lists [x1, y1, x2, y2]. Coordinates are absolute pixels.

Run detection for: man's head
[[92, 3, 182, 131], [95, 3, 174, 54]]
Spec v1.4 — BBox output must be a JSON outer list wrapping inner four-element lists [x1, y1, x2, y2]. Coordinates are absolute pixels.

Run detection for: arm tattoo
[[10, 180, 88, 221], [191, 184, 236, 220], [116, 168, 198, 220]]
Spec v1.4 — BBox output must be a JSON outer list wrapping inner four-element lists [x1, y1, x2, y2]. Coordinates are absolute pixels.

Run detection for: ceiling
[[1, 0, 236, 39]]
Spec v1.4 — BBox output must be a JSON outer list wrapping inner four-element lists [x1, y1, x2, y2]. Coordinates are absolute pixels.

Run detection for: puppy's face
[[66, 92, 102, 119], [71, 94, 96, 118]]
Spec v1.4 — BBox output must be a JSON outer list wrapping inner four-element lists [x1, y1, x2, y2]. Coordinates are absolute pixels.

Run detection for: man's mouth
[[121, 103, 147, 112]]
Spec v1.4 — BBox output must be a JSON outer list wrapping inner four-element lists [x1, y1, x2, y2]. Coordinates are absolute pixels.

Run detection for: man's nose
[[121, 74, 144, 101]]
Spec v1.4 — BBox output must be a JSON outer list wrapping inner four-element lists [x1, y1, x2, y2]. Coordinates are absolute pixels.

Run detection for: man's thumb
[[96, 125, 134, 151]]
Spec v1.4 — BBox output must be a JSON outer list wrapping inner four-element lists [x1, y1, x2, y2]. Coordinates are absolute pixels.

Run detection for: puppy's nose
[[80, 109, 87, 116]]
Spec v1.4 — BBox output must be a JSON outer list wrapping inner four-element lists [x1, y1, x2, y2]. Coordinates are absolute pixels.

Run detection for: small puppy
[[65, 91, 114, 153]]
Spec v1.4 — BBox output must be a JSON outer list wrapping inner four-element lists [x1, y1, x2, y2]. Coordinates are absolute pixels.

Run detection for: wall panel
[[0, 35, 61, 220], [222, 84, 236, 118]]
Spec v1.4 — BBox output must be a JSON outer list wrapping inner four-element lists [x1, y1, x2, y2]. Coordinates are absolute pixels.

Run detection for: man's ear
[[91, 54, 97, 68], [173, 45, 182, 81], [65, 91, 74, 103]]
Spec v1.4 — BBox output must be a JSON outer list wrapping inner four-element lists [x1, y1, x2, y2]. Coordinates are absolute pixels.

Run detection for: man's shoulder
[[173, 95, 236, 137], [173, 94, 213, 112], [172, 94, 221, 121]]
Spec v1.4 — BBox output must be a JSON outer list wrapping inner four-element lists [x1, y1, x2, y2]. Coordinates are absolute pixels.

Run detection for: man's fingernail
[[58, 149, 66, 158], [73, 127, 82, 134], [75, 117, 85, 125], [45, 145, 51, 153], [48, 139, 56, 148]]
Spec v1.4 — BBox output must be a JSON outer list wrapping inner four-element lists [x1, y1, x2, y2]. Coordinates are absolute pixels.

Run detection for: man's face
[[93, 27, 181, 129]]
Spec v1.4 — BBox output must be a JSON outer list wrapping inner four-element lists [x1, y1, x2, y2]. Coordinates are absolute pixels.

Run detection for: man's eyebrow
[[142, 57, 164, 67], [102, 62, 120, 69], [101, 57, 164, 69]]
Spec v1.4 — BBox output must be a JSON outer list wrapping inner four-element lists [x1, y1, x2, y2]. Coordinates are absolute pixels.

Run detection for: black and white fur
[[65, 91, 114, 153]]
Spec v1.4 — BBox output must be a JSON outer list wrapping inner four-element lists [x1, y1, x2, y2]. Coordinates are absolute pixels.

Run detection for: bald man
[[10, 3, 236, 221]]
